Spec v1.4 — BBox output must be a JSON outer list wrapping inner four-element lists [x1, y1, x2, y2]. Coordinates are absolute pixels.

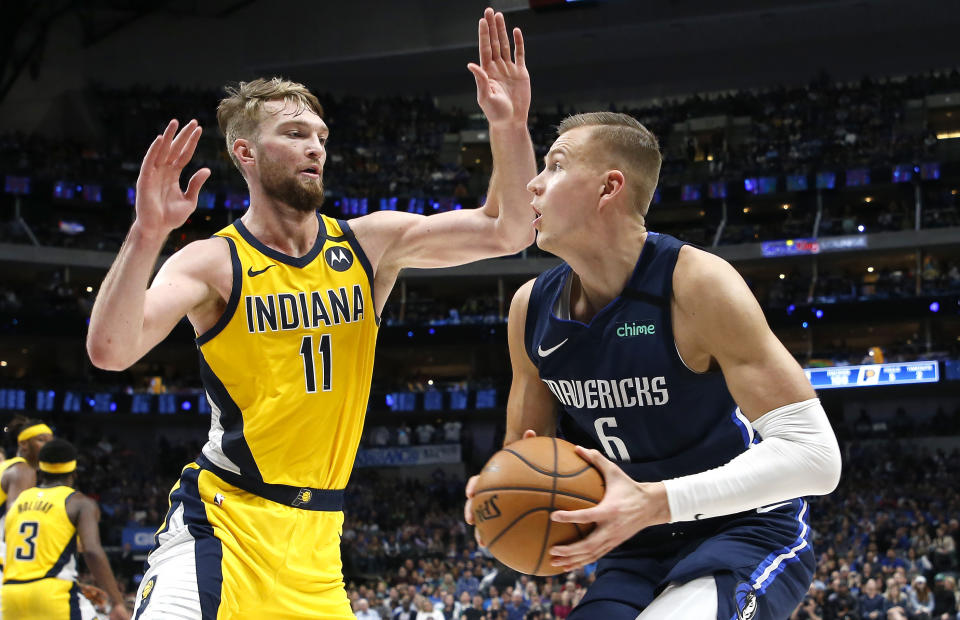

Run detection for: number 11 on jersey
[[300, 334, 332, 393]]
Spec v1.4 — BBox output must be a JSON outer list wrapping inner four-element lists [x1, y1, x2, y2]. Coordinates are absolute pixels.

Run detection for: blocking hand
[[135, 119, 211, 237], [467, 8, 530, 126]]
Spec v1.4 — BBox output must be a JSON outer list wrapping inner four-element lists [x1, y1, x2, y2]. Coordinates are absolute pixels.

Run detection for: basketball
[[472, 436, 604, 576]]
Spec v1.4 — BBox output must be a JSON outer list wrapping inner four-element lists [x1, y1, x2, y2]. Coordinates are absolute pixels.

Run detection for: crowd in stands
[[2, 69, 960, 254]]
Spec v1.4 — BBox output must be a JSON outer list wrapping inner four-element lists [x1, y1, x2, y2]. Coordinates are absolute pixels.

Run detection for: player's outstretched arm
[[349, 9, 534, 283], [73, 496, 131, 619], [468, 9, 537, 231], [87, 120, 216, 371]]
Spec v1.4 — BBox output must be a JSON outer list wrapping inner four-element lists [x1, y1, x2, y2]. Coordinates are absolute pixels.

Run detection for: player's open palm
[[467, 8, 530, 126], [135, 119, 211, 237], [549, 446, 671, 570]]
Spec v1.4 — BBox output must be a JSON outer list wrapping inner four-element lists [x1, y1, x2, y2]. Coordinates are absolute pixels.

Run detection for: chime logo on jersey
[[324, 246, 354, 271], [616, 321, 656, 337]]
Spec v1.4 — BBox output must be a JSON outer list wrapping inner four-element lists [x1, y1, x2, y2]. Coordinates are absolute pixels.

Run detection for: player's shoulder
[[156, 236, 232, 280], [673, 244, 746, 304]]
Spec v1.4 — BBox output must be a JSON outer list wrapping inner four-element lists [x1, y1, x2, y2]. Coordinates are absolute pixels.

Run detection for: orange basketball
[[472, 436, 604, 576]]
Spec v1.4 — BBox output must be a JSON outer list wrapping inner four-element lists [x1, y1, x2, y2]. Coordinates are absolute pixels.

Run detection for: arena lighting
[[935, 131, 960, 139], [857, 225, 865, 232], [815, 309, 824, 319], [802, 322, 809, 329], [930, 302, 940, 313], [779, 273, 786, 280]]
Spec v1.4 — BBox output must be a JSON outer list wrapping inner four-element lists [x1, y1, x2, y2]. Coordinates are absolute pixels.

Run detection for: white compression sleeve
[[663, 398, 841, 523]]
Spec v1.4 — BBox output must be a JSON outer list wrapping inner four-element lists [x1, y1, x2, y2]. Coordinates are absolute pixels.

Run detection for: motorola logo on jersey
[[542, 376, 669, 409], [616, 321, 656, 337], [324, 246, 354, 271]]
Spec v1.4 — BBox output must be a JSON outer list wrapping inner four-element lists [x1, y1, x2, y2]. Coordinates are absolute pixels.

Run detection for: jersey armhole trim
[[196, 236, 242, 346], [336, 218, 380, 326]]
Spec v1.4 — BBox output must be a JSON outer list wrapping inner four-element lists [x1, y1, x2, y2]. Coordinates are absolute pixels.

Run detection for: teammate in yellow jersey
[[2, 439, 130, 620], [86, 8, 535, 619], [0, 415, 54, 615]]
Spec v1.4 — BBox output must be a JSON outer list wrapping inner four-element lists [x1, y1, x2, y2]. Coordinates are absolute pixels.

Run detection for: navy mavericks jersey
[[525, 232, 755, 485]]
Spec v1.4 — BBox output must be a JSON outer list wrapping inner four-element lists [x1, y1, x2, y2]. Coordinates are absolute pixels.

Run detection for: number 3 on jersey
[[300, 334, 332, 393]]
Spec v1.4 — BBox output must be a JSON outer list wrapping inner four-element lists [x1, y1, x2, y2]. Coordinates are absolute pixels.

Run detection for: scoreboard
[[805, 360, 940, 390]]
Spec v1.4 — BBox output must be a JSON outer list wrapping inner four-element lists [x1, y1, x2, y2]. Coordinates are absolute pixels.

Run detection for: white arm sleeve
[[663, 397, 841, 523]]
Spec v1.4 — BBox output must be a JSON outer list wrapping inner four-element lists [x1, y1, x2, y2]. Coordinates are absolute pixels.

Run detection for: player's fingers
[[465, 474, 480, 497], [156, 119, 179, 166], [485, 9, 501, 63], [575, 446, 617, 476], [495, 12, 511, 63], [476, 18, 492, 67], [184, 168, 212, 203], [467, 64, 490, 95], [173, 125, 203, 169], [474, 526, 486, 548], [140, 135, 163, 177], [513, 27, 526, 68], [550, 506, 599, 524], [522, 429, 537, 439], [167, 119, 198, 165]]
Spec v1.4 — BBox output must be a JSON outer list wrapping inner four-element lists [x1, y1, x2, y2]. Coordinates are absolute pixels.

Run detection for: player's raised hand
[[548, 446, 671, 571], [135, 119, 211, 237], [467, 8, 530, 126]]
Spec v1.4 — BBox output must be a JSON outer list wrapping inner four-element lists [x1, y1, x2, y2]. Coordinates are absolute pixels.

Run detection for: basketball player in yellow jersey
[[86, 8, 534, 619], [2, 439, 130, 620], [0, 416, 53, 610]]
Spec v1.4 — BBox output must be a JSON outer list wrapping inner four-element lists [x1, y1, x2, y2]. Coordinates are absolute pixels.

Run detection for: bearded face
[[258, 152, 325, 213]]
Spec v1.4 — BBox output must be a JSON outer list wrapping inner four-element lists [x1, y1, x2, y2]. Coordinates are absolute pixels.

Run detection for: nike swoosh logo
[[757, 501, 791, 513], [247, 265, 276, 277], [537, 338, 568, 357]]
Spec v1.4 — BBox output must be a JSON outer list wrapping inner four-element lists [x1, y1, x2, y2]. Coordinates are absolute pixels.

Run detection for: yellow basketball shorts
[[1, 578, 98, 620], [132, 463, 353, 619]]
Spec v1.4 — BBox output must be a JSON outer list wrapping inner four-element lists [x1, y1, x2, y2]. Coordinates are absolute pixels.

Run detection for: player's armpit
[[672, 247, 815, 419], [504, 280, 556, 445]]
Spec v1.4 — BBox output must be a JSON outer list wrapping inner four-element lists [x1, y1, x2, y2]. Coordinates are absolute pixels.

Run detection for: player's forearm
[[87, 221, 167, 370], [663, 398, 842, 522], [83, 548, 125, 606], [486, 122, 537, 252]]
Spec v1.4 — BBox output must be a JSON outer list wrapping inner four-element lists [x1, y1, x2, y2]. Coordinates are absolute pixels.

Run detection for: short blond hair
[[558, 112, 661, 216], [216, 77, 324, 174]]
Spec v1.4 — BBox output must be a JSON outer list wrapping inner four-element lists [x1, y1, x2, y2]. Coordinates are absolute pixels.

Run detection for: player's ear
[[233, 138, 255, 168], [598, 170, 625, 210]]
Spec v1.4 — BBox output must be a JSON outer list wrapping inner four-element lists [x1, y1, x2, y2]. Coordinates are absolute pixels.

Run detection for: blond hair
[[558, 112, 661, 216], [216, 77, 324, 174]]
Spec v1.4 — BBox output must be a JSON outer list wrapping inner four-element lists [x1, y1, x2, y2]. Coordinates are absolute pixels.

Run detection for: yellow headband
[[17, 424, 53, 443], [39, 460, 76, 474]]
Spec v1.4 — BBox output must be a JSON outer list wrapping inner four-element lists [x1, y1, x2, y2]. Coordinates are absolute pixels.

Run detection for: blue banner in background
[[122, 527, 157, 551], [805, 360, 940, 390], [355, 444, 461, 468]]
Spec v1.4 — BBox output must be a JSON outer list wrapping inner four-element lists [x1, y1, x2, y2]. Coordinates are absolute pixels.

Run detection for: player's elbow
[[808, 435, 842, 496], [496, 222, 535, 255], [86, 336, 133, 372]]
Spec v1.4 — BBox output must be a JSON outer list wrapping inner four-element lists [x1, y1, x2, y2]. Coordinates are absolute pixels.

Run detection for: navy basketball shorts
[[569, 498, 815, 620]]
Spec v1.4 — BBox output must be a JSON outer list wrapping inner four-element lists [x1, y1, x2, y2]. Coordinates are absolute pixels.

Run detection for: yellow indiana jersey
[[0, 456, 27, 511], [196, 213, 379, 491], [3, 485, 77, 583]]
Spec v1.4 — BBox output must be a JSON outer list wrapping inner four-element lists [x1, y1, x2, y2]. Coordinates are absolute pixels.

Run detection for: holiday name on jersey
[[542, 376, 669, 409], [244, 285, 366, 333]]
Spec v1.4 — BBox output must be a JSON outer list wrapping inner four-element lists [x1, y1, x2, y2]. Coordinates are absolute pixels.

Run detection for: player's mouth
[[532, 203, 542, 228], [300, 165, 321, 179]]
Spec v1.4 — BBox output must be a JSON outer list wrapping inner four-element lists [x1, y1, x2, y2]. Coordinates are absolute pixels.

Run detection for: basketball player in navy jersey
[[465, 113, 841, 619]]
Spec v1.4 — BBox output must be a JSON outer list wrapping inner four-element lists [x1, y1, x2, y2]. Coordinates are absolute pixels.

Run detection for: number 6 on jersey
[[300, 334, 332, 393]]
